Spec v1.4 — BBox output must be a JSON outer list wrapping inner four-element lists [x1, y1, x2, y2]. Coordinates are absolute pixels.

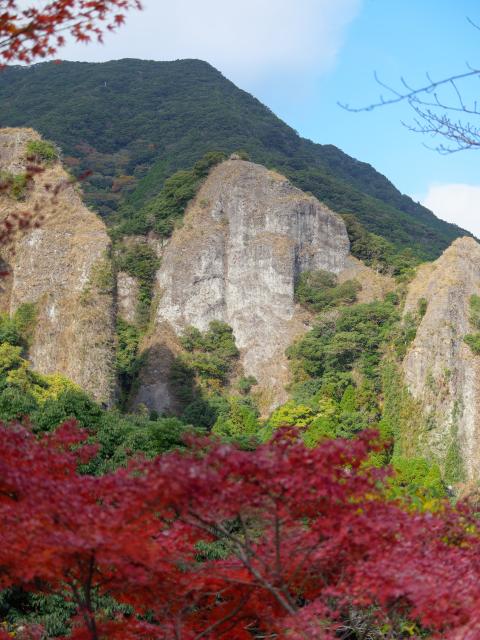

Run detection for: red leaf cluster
[[1, 424, 480, 639], [0, 0, 142, 64]]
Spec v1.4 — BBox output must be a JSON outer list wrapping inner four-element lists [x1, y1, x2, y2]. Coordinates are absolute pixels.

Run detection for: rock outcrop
[[0, 128, 116, 405], [402, 237, 480, 482], [135, 159, 350, 413]]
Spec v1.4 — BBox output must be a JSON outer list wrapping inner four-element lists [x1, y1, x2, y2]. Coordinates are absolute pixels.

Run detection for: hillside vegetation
[[0, 58, 469, 260]]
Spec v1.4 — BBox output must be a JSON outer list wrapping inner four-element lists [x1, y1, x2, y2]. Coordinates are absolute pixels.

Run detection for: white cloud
[[47, 0, 360, 86], [421, 183, 480, 238]]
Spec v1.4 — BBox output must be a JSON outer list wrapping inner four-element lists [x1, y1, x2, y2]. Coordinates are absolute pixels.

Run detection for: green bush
[[295, 270, 360, 312], [171, 322, 243, 428], [464, 295, 480, 355], [212, 396, 260, 443], [418, 297, 428, 318], [86, 412, 194, 473], [115, 319, 143, 408], [389, 457, 446, 501], [30, 388, 102, 433], [341, 214, 420, 276], [0, 171, 30, 200], [116, 243, 160, 326], [119, 151, 226, 237], [179, 321, 239, 387], [0, 386, 38, 422], [464, 333, 480, 354], [26, 139, 58, 164], [237, 375, 257, 394]]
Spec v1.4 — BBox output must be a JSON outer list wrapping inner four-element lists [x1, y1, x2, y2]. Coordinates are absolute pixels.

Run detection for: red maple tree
[[1, 423, 480, 639], [0, 0, 142, 65]]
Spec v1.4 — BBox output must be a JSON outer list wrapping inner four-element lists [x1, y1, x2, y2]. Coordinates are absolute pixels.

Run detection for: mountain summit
[[0, 58, 469, 260]]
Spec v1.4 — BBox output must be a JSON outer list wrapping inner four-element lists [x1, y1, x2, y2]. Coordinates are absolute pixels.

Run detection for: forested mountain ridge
[[0, 58, 469, 260]]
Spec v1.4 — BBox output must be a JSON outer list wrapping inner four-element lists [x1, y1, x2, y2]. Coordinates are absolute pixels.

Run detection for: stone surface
[[0, 128, 116, 405], [117, 271, 139, 324], [402, 237, 480, 482], [338, 255, 395, 303], [135, 159, 350, 414]]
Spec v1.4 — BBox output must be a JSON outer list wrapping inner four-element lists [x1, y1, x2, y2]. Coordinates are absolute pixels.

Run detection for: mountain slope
[[0, 58, 469, 259]]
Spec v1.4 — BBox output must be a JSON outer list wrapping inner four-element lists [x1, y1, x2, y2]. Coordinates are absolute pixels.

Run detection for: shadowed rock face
[[402, 237, 480, 482], [136, 159, 350, 413], [0, 128, 116, 405]]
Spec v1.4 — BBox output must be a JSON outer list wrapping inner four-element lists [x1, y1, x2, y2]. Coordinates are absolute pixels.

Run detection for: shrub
[[26, 139, 58, 164], [123, 151, 226, 238], [212, 396, 259, 442], [237, 375, 257, 394], [464, 333, 480, 354], [295, 270, 360, 312], [116, 243, 160, 326], [179, 321, 239, 387], [0, 171, 30, 200], [31, 388, 102, 433], [464, 295, 480, 355]]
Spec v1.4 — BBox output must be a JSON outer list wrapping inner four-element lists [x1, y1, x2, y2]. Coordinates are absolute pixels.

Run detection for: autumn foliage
[[0, 0, 141, 64], [0, 423, 479, 639]]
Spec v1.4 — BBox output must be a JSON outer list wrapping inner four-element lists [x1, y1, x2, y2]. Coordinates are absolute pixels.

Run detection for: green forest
[[0, 59, 469, 260]]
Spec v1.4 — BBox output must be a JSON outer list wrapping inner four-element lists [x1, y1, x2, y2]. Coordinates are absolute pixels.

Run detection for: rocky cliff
[[402, 237, 480, 483], [134, 159, 350, 413], [0, 128, 116, 405]]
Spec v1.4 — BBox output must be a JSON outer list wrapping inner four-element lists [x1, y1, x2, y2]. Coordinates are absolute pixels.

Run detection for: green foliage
[[394, 312, 419, 360], [380, 360, 427, 460], [13, 303, 38, 346], [469, 294, 480, 329], [179, 321, 239, 388], [237, 375, 257, 395], [115, 319, 143, 407], [341, 214, 421, 276], [171, 322, 242, 429], [0, 304, 38, 351], [0, 314, 23, 348], [464, 333, 480, 354], [295, 270, 360, 312], [269, 401, 316, 429], [115, 243, 160, 325], [85, 412, 194, 473], [0, 59, 468, 259], [464, 295, 480, 355], [117, 151, 226, 237], [0, 588, 75, 637], [288, 300, 398, 382], [25, 139, 58, 163], [0, 386, 37, 422], [418, 297, 428, 318], [444, 421, 466, 485], [212, 396, 260, 445], [389, 457, 446, 501], [0, 171, 30, 200], [275, 299, 400, 450], [30, 388, 102, 433], [90, 257, 115, 294]]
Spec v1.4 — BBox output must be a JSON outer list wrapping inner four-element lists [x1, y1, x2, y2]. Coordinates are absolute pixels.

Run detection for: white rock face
[[138, 159, 349, 413], [402, 237, 480, 482], [0, 128, 116, 405], [117, 271, 139, 324]]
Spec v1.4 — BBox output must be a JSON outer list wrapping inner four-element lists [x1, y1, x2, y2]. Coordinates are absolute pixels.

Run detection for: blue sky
[[50, 0, 480, 235]]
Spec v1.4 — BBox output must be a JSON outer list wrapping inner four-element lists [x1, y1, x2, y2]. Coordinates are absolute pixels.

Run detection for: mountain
[[3, 125, 480, 486], [0, 58, 469, 260]]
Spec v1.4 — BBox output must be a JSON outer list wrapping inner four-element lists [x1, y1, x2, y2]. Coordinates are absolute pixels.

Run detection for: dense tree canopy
[[1, 424, 480, 639], [0, 59, 469, 260]]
